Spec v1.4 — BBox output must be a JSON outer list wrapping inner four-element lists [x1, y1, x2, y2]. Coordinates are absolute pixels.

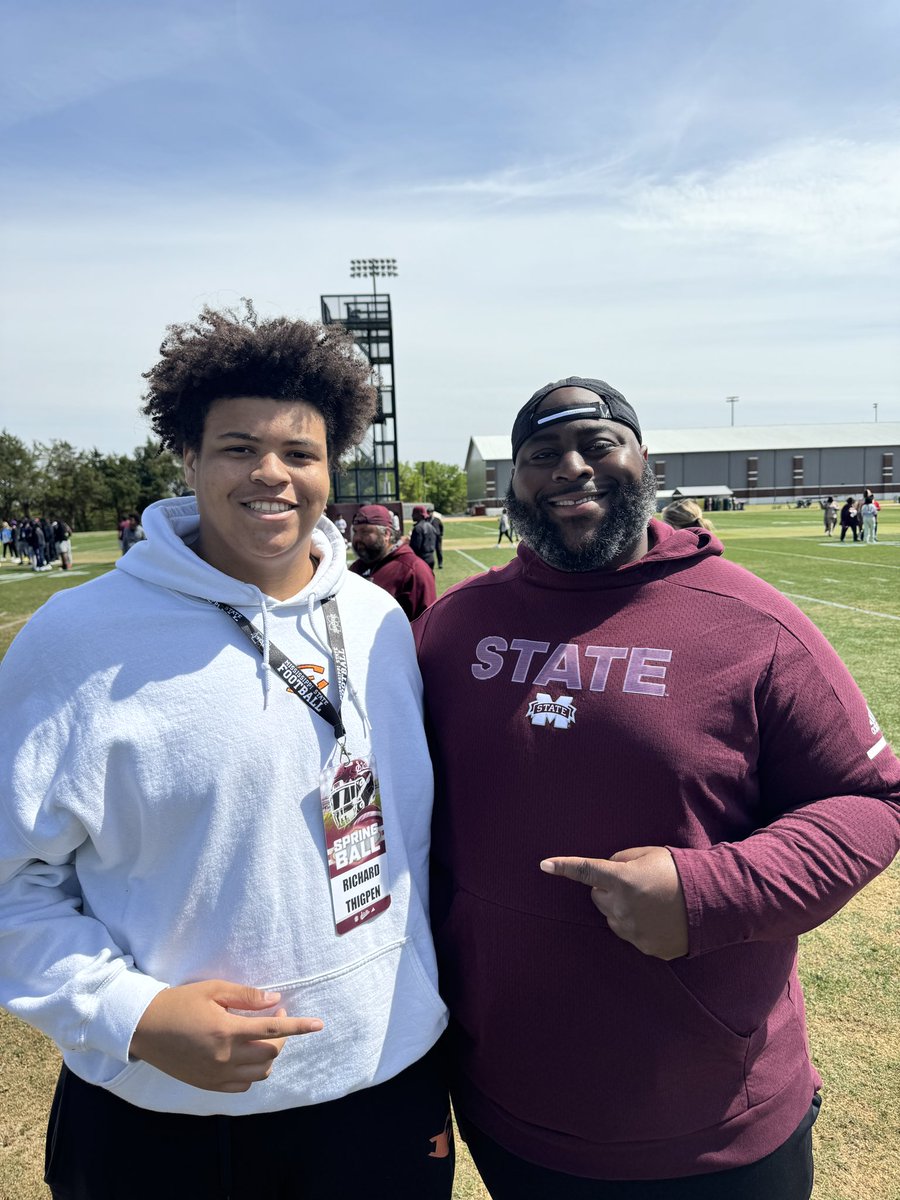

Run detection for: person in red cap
[[350, 504, 436, 621]]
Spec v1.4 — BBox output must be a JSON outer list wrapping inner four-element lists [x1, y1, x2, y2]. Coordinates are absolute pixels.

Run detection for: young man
[[0, 303, 451, 1199], [350, 504, 436, 621], [414, 377, 900, 1199]]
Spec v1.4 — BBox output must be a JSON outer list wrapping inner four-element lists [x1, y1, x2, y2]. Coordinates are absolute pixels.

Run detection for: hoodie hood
[[516, 517, 723, 591], [116, 496, 347, 609]]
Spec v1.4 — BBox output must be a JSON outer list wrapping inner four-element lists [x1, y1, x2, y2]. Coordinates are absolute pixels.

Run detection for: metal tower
[[321, 259, 399, 503]]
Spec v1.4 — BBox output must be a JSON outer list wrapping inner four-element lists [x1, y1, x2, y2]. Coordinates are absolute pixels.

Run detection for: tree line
[[1, 431, 469, 531], [0, 431, 186, 531]]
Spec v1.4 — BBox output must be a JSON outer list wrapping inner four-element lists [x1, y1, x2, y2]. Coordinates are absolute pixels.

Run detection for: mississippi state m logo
[[527, 693, 576, 729]]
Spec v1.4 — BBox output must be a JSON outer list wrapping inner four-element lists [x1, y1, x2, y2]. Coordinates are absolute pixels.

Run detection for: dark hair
[[141, 299, 377, 460]]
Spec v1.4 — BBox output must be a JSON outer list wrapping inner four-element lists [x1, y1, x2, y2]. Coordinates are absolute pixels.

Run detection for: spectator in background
[[333, 513, 348, 542], [410, 505, 438, 572], [821, 497, 838, 537], [862, 489, 879, 541], [29, 517, 49, 571], [41, 517, 57, 565], [497, 507, 514, 544], [660, 498, 715, 532], [428, 506, 444, 570], [839, 498, 859, 542], [860, 496, 878, 544], [55, 520, 74, 570], [1, 521, 14, 562], [350, 504, 436, 621], [19, 520, 35, 568], [120, 513, 147, 554], [9, 520, 22, 563]]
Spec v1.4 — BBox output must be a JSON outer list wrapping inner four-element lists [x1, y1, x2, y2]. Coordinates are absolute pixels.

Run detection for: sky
[[2, 0, 899, 465]]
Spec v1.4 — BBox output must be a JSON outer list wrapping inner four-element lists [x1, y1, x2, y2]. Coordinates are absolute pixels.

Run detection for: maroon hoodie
[[414, 520, 900, 1180]]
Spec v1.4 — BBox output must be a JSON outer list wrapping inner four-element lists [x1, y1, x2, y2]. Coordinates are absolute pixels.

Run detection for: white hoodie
[[0, 497, 446, 1115]]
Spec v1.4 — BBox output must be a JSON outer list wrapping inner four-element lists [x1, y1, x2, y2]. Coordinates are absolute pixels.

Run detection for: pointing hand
[[540, 846, 689, 960], [130, 979, 324, 1092]]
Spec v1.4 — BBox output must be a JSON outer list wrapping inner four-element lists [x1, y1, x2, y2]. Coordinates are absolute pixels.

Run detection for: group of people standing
[[824, 492, 880, 542], [0, 304, 897, 1200], [0, 516, 73, 570]]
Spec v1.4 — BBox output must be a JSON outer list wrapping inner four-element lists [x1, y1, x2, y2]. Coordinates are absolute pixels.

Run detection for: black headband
[[511, 377, 642, 462]]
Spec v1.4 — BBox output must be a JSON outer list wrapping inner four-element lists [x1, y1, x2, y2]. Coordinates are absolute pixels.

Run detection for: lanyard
[[210, 594, 348, 742]]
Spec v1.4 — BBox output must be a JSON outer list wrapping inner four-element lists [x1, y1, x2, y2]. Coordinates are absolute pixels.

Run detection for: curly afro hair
[[141, 299, 377, 461]]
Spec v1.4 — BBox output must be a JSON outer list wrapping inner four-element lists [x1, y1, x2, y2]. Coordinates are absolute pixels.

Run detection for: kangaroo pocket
[[437, 889, 752, 1141], [103, 935, 447, 1116]]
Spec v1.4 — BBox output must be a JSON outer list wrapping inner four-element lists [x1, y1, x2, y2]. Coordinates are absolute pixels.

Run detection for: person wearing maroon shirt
[[350, 504, 436, 621], [414, 377, 900, 1200]]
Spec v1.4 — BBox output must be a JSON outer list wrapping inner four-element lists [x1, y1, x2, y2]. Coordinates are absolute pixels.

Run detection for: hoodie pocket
[[103, 936, 447, 1116], [437, 887, 752, 1141]]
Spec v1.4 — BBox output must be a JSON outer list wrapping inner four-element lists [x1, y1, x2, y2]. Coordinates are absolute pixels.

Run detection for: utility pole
[[725, 396, 739, 426], [873, 402, 879, 422]]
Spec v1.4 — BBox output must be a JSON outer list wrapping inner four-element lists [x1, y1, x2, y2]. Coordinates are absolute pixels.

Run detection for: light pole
[[726, 395, 739, 426], [873, 402, 879, 422], [350, 257, 398, 297]]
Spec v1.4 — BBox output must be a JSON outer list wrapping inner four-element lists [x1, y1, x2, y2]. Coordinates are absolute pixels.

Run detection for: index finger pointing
[[238, 1016, 324, 1042], [540, 857, 621, 888]]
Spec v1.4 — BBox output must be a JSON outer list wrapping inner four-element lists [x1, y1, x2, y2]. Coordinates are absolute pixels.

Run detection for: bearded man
[[350, 504, 436, 621], [413, 377, 900, 1200]]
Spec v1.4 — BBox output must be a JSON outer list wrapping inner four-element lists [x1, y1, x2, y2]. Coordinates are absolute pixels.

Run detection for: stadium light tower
[[350, 257, 398, 297], [725, 395, 739, 426]]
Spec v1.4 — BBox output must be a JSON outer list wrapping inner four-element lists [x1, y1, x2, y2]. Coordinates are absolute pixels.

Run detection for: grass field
[[1, 508, 897, 1198]]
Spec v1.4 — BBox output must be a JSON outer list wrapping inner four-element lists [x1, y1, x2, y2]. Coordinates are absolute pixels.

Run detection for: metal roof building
[[466, 423, 900, 507]]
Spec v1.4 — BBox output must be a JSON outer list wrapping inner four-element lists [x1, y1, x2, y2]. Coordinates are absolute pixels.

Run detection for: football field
[[0, 508, 897, 1199]]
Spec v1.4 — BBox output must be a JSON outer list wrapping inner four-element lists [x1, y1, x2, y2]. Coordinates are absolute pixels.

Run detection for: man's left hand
[[540, 846, 689, 960]]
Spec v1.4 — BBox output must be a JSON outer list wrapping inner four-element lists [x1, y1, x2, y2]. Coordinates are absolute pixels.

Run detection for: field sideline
[[0, 506, 897, 1199]]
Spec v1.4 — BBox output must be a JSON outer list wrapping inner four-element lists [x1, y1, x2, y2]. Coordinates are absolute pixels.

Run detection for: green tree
[[133, 439, 185, 513], [398, 461, 424, 503], [0, 430, 39, 518], [35, 440, 108, 529], [401, 461, 467, 513]]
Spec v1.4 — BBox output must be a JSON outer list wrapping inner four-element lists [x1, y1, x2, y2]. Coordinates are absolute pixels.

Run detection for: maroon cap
[[352, 505, 393, 528], [412, 505, 429, 520]]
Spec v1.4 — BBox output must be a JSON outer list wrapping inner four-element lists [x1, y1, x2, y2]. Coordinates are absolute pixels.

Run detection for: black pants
[[457, 1095, 819, 1200], [45, 1045, 453, 1199]]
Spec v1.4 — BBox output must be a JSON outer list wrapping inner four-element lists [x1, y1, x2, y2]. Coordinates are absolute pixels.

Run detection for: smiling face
[[508, 386, 656, 572], [182, 395, 331, 598]]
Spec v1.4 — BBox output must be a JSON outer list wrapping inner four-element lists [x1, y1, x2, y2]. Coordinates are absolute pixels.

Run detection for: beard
[[505, 461, 658, 572], [351, 533, 392, 564]]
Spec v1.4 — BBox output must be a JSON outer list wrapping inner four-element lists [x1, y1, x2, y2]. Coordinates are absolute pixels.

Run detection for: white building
[[466, 423, 900, 508]]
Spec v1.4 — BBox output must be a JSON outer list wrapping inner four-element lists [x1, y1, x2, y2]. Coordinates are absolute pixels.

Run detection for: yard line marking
[[822, 578, 840, 583], [0, 616, 29, 632], [0, 569, 89, 587], [778, 579, 796, 584], [742, 548, 900, 571], [454, 549, 489, 571], [780, 592, 900, 622]]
